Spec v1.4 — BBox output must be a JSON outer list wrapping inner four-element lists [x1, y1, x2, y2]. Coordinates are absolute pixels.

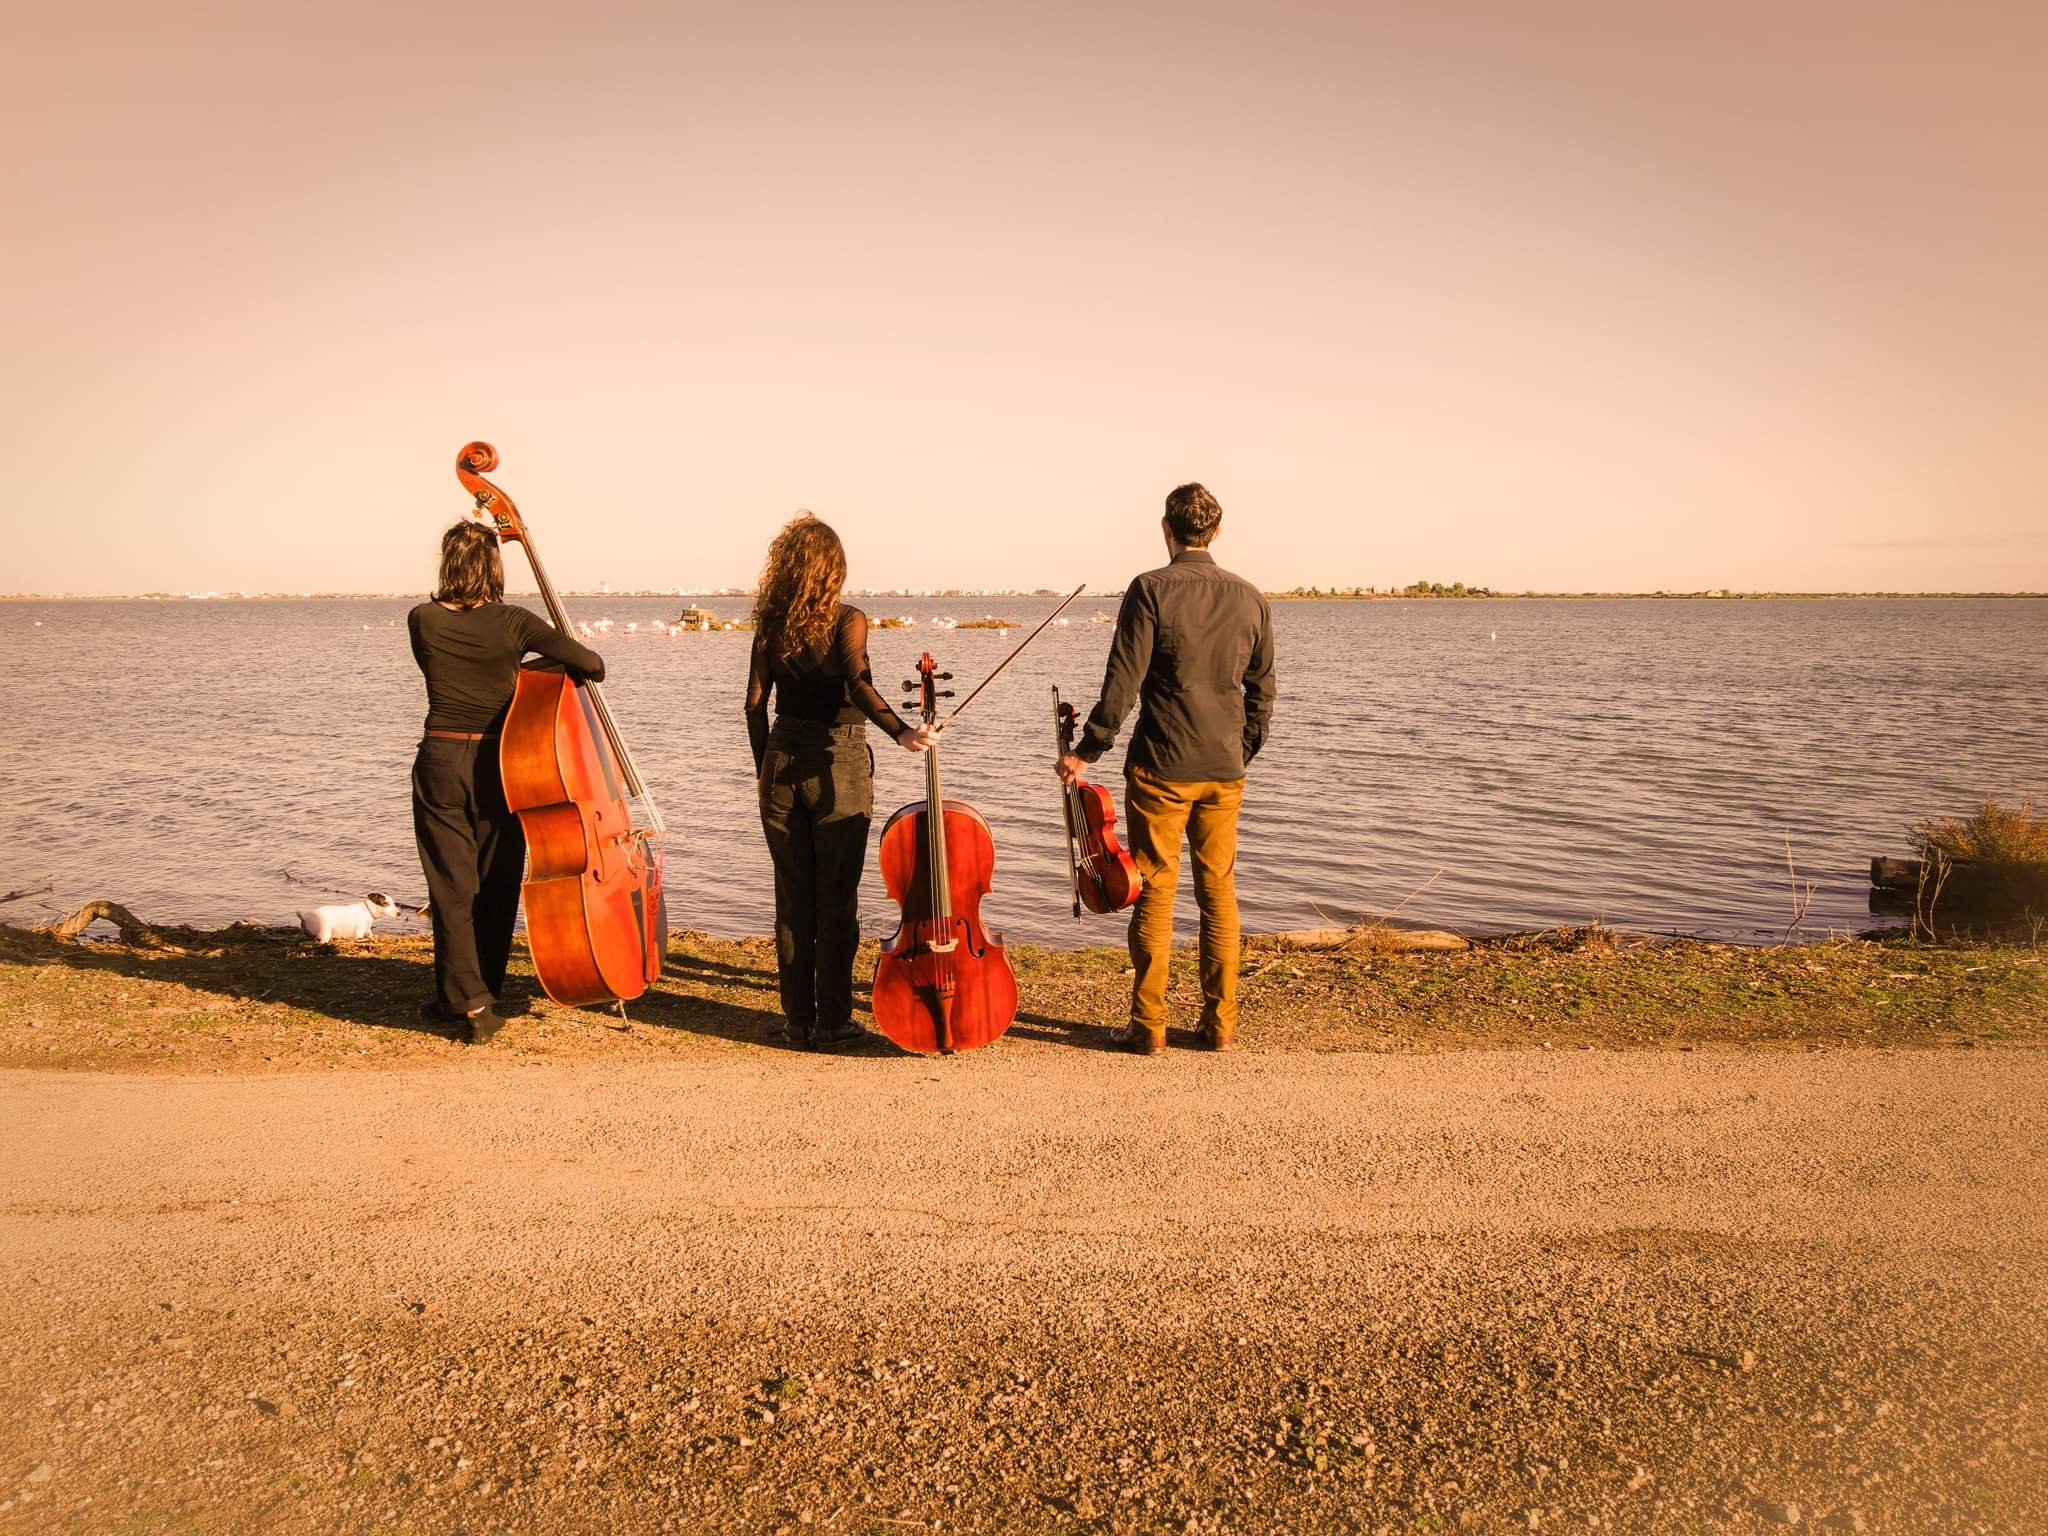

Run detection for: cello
[[1053, 686, 1141, 916], [454, 442, 669, 1007], [872, 653, 1019, 1054]]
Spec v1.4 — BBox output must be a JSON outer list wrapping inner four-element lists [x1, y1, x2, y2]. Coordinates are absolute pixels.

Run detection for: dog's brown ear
[[366, 892, 389, 904]]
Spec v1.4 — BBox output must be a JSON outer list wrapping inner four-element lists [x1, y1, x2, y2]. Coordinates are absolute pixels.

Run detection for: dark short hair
[[434, 519, 505, 605], [1164, 483, 1222, 547]]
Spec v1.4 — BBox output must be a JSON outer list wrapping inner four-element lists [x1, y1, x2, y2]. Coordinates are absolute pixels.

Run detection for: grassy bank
[[0, 921, 2041, 1074]]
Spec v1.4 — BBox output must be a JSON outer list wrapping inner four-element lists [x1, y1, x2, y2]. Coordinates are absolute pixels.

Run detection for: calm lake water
[[2, 596, 2042, 947]]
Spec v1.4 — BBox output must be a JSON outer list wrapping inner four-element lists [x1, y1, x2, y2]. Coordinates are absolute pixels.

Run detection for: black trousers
[[412, 736, 525, 1015], [758, 721, 873, 1038]]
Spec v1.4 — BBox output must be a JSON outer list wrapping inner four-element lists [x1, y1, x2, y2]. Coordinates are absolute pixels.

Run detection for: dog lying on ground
[[296, 893, 401, 943]]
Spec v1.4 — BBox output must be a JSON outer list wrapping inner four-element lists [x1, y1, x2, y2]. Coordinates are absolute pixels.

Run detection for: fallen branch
[[1345, 867, 1448, 946], [49, 900, 165, 944], [1257, 925, 1468, 952], [1243, 870, 1461, 981], [0, 879, 53, 907]]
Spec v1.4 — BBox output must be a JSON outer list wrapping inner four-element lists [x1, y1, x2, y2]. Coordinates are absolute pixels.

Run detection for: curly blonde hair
[[753, 513, 848, 661]]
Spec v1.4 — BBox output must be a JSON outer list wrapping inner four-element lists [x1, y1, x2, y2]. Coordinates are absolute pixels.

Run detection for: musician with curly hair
[[746, 514, 934, 1049]]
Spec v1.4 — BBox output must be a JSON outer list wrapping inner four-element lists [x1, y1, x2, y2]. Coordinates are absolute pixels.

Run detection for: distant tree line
[[1272, 582, 1494, 599]]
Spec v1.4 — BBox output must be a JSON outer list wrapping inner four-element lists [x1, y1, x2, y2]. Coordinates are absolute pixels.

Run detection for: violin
[[872, 653, 1018, 1054], [455, 442, 669, 1007], [1054, 687, 1141, 916]]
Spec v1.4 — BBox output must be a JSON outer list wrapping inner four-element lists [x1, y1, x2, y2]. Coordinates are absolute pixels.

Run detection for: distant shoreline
[[4, 589, 2046, 603], [1263, 589, 2048, 601]]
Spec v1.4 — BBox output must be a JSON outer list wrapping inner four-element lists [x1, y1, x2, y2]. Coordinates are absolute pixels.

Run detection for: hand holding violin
[[1053, 690, 1141, 915]]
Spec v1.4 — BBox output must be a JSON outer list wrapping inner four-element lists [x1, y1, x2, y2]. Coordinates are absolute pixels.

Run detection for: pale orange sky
[[3, 0, 2044, 594]]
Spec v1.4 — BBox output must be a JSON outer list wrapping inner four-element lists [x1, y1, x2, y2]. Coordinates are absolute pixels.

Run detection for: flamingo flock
[[571, 616, 743, 640]]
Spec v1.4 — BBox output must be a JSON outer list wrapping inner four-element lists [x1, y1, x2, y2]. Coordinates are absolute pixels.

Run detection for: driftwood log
[[49, 900, 164, 943], [1256, 923, 1469, 952], [1871, 857, 1925, 891]]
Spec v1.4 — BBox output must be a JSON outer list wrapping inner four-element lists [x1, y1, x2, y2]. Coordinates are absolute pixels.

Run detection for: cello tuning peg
[[938, 672, 953, 681], [938, 689, 956, 698], [901, 680, 917, 692]]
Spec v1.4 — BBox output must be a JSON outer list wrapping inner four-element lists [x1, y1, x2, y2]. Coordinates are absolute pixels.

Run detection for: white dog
[[296, 893, 400, 943]]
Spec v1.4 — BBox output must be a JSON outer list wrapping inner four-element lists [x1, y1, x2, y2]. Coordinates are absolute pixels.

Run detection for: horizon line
[[6, 588, 2048, 602]]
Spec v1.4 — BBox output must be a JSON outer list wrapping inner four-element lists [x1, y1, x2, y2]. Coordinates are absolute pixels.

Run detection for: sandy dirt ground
[[1, 1048, 2044, 1534]]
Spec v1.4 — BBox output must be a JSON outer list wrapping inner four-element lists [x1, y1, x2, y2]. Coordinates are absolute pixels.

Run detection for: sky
[[3, 0, 2045, 596]]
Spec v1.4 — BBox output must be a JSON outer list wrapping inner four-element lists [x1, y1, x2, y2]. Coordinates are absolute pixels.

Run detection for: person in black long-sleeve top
[[745, 514, 932, 1048], [408, 519, 605, 1043]]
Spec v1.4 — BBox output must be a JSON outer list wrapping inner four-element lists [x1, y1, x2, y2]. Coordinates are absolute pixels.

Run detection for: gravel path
[[2, 1049, 2044, 1533]]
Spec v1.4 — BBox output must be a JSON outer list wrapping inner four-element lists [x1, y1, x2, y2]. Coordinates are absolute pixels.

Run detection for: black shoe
[[465, 1008, 508, 1047], [813, 1019, 868, 1051], [419, 999, 465, 1026]]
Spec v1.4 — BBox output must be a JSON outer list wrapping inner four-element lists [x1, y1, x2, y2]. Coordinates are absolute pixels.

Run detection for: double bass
[[1053, 687, 1141, 916], [455, 442, 669, 1007], [872, 653, 1018, 1054]]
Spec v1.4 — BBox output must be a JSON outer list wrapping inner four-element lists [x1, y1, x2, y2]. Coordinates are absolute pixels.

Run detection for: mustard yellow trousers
[[1123, 765, 1244, 1039]]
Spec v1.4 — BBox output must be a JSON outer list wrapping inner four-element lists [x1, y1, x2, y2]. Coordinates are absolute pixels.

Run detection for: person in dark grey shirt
[[1056, 483, 1275, 1053]]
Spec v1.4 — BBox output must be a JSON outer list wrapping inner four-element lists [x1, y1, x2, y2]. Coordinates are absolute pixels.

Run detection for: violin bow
[[939, 583, 1086, 730]]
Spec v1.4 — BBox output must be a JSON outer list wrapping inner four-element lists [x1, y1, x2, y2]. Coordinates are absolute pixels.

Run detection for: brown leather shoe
[[1107, 1023, 1165, 1055], [1198, 1022, 1237, 1052]]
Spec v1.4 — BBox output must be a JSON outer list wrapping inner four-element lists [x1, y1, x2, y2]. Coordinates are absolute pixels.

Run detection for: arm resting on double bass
[[511, 608, 606, 681]]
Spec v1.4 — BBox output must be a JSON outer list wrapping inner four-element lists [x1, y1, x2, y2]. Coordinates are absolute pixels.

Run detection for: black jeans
[[758, 721, 873, 1038], [412, 736, 525, 1016]]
